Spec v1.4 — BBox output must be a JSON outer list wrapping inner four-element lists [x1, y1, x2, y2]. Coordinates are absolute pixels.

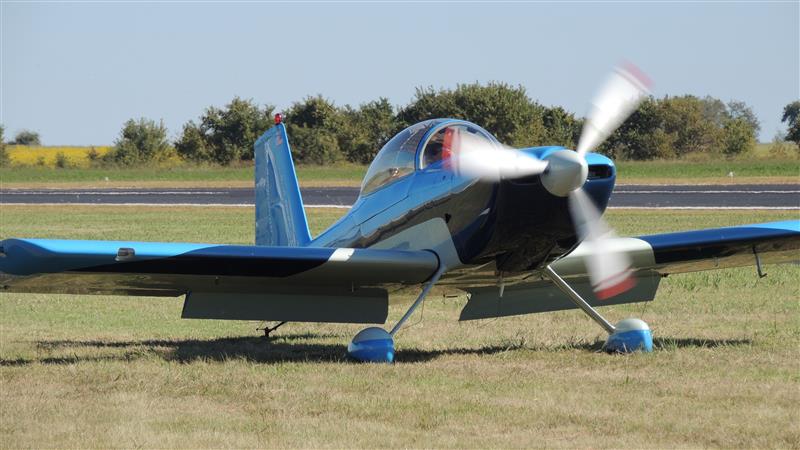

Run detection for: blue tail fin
[[254, 122, 312, 247]]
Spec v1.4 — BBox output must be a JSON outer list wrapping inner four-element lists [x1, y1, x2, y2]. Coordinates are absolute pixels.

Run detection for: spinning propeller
[[453, 63, 652, 299]]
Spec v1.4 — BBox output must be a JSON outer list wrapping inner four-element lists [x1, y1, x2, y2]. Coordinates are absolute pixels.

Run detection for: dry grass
[[0, 206, 798, 448]]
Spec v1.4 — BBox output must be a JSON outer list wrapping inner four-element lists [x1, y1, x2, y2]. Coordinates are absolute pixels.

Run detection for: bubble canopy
[[360, 119, 496, 195], [360, 120, 439, 195]]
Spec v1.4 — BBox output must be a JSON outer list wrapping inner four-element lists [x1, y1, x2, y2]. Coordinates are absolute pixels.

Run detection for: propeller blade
[[576, 63, 652, 156], [568, 188, 635, 300], [452, 131, 548, 181]]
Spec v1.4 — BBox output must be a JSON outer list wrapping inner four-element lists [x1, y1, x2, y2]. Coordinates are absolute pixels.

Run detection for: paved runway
[[1, 185, 798, 209]]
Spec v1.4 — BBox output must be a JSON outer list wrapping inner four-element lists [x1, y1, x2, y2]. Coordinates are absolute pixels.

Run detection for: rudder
[[254, 120, 312, 247]]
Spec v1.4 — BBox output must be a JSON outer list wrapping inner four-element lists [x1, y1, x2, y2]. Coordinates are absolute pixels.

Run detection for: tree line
[[3, 85, 799, 168]]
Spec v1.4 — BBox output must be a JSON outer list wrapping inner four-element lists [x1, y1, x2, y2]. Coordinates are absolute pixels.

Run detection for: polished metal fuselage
[[311, 146, 617, 289]]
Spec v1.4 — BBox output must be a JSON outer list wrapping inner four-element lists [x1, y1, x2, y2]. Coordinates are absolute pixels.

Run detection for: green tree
[[287, 95, 342, 129], [398, 82, 546, 146], [338, 98, 401, 164], [288, 125, 342, 164], [721, 117, 756, 156], [12, 129, 41, 145], [541, 106, 581, 148], [285, 96, 345, 164], [701, 96, 728, 127], [111, 118, 172, 165], [601, 97, 675, 160], [175, 97, 274, 164], [727, 100, 760, 136], [659, 95, 721, 156], [175, 122, 212, 162], [782, 101, 800, 145]]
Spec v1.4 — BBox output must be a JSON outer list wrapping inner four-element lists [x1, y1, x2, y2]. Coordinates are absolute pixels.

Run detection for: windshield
[[360, 120, 439, 195]]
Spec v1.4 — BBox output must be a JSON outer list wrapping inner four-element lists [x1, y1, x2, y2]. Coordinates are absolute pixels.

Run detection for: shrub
[[86, 147, 100, 162], [287, 126, 342, 164], [54, 152, 70, 168], [175, 122, 212, 162], [398, 82, 546, 147], [12, 129, 41, 146], [769, 131, 798, 159], [175, 97, 274, 165], [721, 117, 756, 157], [111, 118, 171, 165]]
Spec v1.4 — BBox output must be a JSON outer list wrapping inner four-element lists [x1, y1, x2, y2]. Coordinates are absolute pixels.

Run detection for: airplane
[[1, 65, 798, 363]]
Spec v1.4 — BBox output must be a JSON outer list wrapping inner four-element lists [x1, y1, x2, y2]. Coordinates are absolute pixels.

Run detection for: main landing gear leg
[[543, 265, 652, 353], [347, 267, 446, 363]]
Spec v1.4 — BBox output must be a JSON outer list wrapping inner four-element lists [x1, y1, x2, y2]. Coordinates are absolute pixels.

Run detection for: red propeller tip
[[619, 61, 653, 90], [595, 273, 636, 300]]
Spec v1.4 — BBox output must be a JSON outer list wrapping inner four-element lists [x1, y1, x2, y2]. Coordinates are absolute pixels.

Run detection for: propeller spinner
[[452, 63, 652, 299]]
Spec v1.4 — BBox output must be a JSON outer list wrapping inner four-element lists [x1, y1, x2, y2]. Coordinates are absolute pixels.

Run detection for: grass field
[[0, 164, 368, 188], [615, 158, 800, 184], [1, 147, 797, 188], [1, 206, 799, 448]]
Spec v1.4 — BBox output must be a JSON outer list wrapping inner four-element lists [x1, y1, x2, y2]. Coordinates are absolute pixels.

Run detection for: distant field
[[0, 164, 368, 188], [1, 206, 798, 448], [5, 145, 114, 167], [1, 142, 797, 187], [615, 158, 800, 184]]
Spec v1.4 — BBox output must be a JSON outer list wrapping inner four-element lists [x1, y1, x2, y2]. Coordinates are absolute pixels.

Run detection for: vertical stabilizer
[[254, 121, 312, 247]]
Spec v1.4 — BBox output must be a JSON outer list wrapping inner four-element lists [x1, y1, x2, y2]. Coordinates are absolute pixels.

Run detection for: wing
[[552, 219, 799, 278], [0, 239, 439, 324], [635, 220, 800, 274], [459, 220, 799, 321]]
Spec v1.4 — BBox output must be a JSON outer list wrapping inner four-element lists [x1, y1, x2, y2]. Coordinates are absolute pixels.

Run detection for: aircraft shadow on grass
[[0, 335, 753, 367]]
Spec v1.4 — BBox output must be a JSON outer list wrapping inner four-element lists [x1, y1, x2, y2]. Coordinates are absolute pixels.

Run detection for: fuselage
[[310, 119, 617, 281]]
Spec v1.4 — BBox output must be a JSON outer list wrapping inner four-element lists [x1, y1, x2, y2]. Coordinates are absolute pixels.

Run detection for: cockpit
[[360, 119, 496, 195]]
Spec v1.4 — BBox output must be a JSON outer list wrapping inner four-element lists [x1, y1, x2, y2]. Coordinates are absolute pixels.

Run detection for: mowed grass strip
[[1, 156, 798, 188], [1, 206, 798, 448], [616, 158, 800, 185], [0, 164, 368, 188]]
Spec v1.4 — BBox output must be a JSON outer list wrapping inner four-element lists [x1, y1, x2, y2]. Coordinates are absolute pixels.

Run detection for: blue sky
[[2, 1, 798, 145]]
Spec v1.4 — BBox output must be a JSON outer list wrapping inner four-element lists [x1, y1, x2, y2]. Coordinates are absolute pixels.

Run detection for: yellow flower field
[[6, 145, 113, 168]]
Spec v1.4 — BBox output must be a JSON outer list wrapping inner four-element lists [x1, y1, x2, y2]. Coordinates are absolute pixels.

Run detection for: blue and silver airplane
[[2, 66, 798, 362]]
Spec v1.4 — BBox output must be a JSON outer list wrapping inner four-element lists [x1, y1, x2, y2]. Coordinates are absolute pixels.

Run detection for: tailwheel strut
[[543, 265, 652, 353], [258, 321, 288, 338]]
